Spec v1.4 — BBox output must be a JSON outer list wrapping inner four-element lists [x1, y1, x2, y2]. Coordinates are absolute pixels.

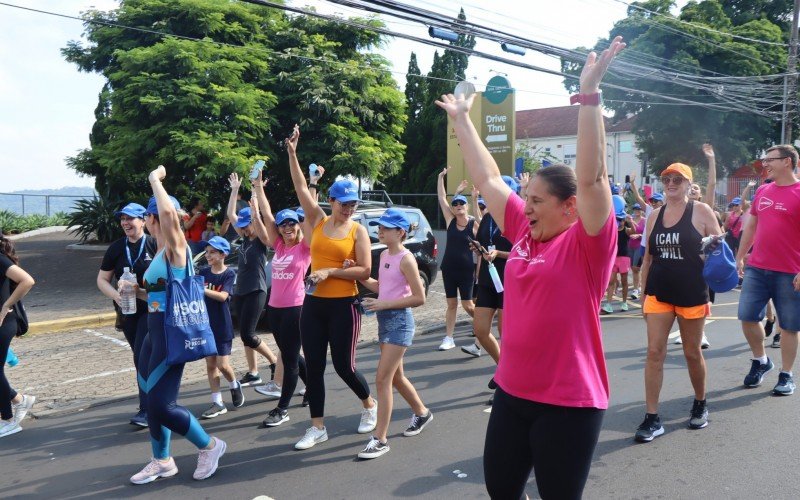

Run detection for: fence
[[388, 192, 487, 231], [0, 193, 95, 216]]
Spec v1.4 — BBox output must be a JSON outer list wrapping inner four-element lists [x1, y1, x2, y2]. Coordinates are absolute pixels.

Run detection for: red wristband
[[569, 92, 602, 106]]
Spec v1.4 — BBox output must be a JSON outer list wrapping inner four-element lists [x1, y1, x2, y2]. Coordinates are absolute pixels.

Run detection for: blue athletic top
[[143, 248, 188, 312]]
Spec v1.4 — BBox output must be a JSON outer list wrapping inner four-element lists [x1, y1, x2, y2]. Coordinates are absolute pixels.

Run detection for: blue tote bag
[[164, 249, 217, 366]]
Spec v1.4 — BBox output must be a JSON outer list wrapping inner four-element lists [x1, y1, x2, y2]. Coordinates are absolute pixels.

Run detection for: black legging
[[122, 311, 148, 412], [484, 387, 605, 500], [234, 290, 266, 349], [0, 313, 18, 421], [300, 295, 370, 418], [267, 305, 307, 409]]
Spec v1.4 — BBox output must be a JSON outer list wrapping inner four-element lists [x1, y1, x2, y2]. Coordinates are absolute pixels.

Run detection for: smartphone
[[625, 175, 630, 184], [467, 236, 488, 255], [249, 159, 266, 180], [309, 163, 319, 178]]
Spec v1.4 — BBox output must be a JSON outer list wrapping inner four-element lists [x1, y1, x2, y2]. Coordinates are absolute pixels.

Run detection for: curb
[[7, 226, 70, 241], [66, 242, 109, 251], [27, 312, 117, 335]]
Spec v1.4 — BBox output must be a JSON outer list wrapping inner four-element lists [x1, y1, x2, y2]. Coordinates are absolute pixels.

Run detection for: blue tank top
[[143, 248, 188, 312]]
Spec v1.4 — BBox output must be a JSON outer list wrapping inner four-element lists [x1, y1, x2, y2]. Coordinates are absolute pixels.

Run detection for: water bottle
[[6, 347, 18, 367], [250, 159, 266, 180], [487, 263, 504, 293], [309, 163, 319, 178], [120, 267, 138, 315]]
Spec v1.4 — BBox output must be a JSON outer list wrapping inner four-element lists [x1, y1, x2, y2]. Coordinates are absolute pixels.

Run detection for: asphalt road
[[3, 292, 800, 499]]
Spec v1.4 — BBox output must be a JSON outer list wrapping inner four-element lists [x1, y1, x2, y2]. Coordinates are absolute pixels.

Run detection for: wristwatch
[[308, 184, 319, 190], [569, 91, 602, 106]]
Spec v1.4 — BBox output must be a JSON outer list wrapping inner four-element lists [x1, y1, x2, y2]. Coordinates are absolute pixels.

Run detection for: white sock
[[756, 355, 768, 365], [781, 370, 793, 377], [248, 371, 258, 376], [229, 380, 240, 390], [211, 392, 223, 405]]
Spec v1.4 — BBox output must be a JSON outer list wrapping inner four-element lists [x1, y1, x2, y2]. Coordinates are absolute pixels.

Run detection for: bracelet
[[309, 184, 319, 190], [569, 91, 602, 106]]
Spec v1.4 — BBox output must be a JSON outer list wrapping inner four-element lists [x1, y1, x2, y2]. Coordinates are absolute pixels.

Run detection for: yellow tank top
[[311, 216, 359, 297]]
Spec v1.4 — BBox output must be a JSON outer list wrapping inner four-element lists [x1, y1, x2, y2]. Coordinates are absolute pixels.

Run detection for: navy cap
[[145, 196, 181, 216], [502, 175, 520, 193], [275, 209, 300, 226], [451, 195, 468, 205], [369, 207, 410, 231], [477, 197, 486, 207], [649, 193, 664, 202], [116, 203, 146, 219], [328, 179, 361, 203], [296, 207, 305, 222], [201, 236, 231, 255], [611, 184, 620, 195], [235, 207, 252, 228], [703, 240, 738, 293]]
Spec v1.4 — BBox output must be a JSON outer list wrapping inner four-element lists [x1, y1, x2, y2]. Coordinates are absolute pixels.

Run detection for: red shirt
[[185, 212, 207, 242]]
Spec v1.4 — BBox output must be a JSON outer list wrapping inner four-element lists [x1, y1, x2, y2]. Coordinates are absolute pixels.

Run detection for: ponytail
[[0, 234, 19, 266]]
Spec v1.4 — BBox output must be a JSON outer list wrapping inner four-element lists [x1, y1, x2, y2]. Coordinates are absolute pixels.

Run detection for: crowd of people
[[3, 34, 800, 499]]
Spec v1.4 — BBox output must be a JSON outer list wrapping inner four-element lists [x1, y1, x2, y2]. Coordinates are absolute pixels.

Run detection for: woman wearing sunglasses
[[636, 162, 722, 443], [248, 170, 310, 428], [436, 168, 477, 351]]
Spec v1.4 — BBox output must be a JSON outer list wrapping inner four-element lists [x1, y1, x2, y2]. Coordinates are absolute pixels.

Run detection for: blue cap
[[632, 203, 642, 210], [116, 203, 146, 219], [201, 236, 231, 255], [649, 193, 664, 202], [328, 179, 361, 203], [703, 240, 738, 293], [145, 196, 181, 216], [451, 195, 468, 205], [502, 175, 520, 193], [612, 195, 627, 220], [611, 184, 620, 195], [368, 207, 410, 231], [275, 209, 300, 226], [477, 196, 486, 207], [296, 207, 305, 221], [235, 207, 252, 228], [731, 197, 742, 205]]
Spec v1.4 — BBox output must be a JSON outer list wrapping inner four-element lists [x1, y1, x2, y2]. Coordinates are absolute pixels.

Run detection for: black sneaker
[[771, 333, 781, 348], [764, 319, 775, 337], [403, 411, 433, 437], [743, 358, 774, 387], [230, 383, 245, 408], [269, 363, 276, 381], [488, 377, 497, 390], [239, 372, 262, 387], [263, 407, 289, 427], [634, 413, 664, 443], [688, 399, 708, 429], [129, 409, 148, 428], [201, 403, 227, 419], [302, 391, 310, 407], [358, 437, 390, 459]]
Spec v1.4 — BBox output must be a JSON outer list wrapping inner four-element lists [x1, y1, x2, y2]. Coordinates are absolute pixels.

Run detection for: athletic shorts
[[377, 308, 415, 347], [628, 246, 644, 268], [612, 256, 631, 274], [442, 268, 475, 300], [643, 295, 710, 320], [738, 266, 800, 331], [475, 283, 503, 310], [215, 340, 232, 356]]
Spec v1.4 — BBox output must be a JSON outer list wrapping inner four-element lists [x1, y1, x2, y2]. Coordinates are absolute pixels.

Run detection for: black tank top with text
[[645, 201, 708, 307]]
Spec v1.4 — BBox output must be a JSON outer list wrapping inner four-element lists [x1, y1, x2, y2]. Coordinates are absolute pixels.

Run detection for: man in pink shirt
[[736, 145, 800, 396]]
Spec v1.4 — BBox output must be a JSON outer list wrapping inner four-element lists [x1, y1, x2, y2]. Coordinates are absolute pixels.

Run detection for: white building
[[515, 106, 642, 183]]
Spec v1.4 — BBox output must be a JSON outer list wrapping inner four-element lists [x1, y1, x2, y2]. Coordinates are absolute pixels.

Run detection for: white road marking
[[668, 319, 715, 340], [23, 368, 136, 392], [85, 328, 130, 348]]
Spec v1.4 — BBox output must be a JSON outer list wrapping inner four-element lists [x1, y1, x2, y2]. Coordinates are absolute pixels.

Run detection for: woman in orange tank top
[[284, 126, 377, 451]]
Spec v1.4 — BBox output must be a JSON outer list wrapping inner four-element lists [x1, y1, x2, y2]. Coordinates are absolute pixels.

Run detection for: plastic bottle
[[309, 163, 319, 178], [120, 267, 138, 315], [487, 262, 504, 293], [250, 159, 266, 180], [6, 347, 19, 367]]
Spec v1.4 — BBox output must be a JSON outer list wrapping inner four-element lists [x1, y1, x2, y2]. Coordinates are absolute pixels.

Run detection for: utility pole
[[783, 0, 800, 144]]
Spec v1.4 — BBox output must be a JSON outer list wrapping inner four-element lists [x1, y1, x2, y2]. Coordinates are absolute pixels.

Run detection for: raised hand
[[702, 143, 715, 160], [148, 165, 166, 183], [518, 171, 530, 192], [438, 166, 451, 178], [456, 179, 469, 194], [471, 184, 480, 198], [434, 93, 476, 121], [285, 124, 300, 155], [228, 172, 241, 191], [579, 35, 625, 93]]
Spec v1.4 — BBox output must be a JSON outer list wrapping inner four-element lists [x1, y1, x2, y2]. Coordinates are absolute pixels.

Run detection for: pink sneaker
[[130, 457, 178, 484], [193, 437, 226, 480]]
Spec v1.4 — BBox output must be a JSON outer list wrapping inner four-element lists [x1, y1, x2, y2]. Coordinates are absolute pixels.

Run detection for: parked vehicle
[[193, 192, 438, 327]]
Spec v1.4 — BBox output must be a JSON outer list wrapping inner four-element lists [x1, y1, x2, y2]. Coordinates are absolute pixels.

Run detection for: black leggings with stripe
[[300, 295, 371, 418]]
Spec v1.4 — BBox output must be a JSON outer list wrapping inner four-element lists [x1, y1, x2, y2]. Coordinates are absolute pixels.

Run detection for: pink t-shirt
[[268, 238, 312, 308], [377, 249, 412, 301], [496, 194, 616, 409], [748, 182, 800, 274]]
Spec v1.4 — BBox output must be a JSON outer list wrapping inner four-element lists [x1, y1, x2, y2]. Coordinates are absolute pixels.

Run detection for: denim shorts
[[738, 266, 800, 331], [377, 308, 415, 347]]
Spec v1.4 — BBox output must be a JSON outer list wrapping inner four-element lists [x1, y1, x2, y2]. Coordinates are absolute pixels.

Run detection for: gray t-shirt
[[235, 237, 268, 296]]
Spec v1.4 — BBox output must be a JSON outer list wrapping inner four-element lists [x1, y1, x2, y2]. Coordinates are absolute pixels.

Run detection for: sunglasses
[[479, 205, 487, 210], [279, 221, 298, 227], [762, 156, 789, 163], [660, 176, 686, 185], [451, 201, 466, 207]]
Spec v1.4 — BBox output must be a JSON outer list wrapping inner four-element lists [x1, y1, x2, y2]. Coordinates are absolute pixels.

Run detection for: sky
[[0, 0, 687, 191]]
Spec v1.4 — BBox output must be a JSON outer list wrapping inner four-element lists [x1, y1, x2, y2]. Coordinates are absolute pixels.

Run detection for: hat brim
[[116, 209, 144, 219], [276, 217, 299, 225], [235, 219, 251, 228], [200, 240, 229, 254], [335, 195, 362, 203], [369, 220, 408, 230]]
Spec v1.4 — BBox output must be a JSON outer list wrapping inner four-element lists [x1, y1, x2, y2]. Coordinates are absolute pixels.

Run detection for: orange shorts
[[643, 295, 710, 320]]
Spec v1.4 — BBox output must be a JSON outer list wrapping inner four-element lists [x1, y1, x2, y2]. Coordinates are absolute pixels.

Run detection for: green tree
[[63, 0, 406, 211], [561, 0, 788, 174]]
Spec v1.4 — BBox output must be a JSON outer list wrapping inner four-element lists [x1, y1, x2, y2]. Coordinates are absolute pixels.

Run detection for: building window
[[619, 140, 633, 153], [563, 143, 576, 164]]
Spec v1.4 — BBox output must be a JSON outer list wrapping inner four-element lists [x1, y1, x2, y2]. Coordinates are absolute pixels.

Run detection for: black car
[[193, 192, 439, 325]]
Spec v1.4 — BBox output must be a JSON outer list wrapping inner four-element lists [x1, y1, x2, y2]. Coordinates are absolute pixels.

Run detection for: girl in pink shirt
[[354, 208, 430, 460], [436, 36, 625, 499]]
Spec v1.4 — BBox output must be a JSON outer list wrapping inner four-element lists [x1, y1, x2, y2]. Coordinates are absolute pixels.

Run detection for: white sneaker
[[0, 419, 22, 438], [295, 426, 328, 450], [193, 437, 226, 480], [254, 381, 282, 399], [674, 336, 683, 345], [298, 387, 307, 396], [438, 336, 455, 351], [630, 288, 640, 300], [130, 457, 178, 484], [461, 343, 482, 357], [701, 333, 710, 349], [12, 395, 35, 424], [358, 402, 378, 434]]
